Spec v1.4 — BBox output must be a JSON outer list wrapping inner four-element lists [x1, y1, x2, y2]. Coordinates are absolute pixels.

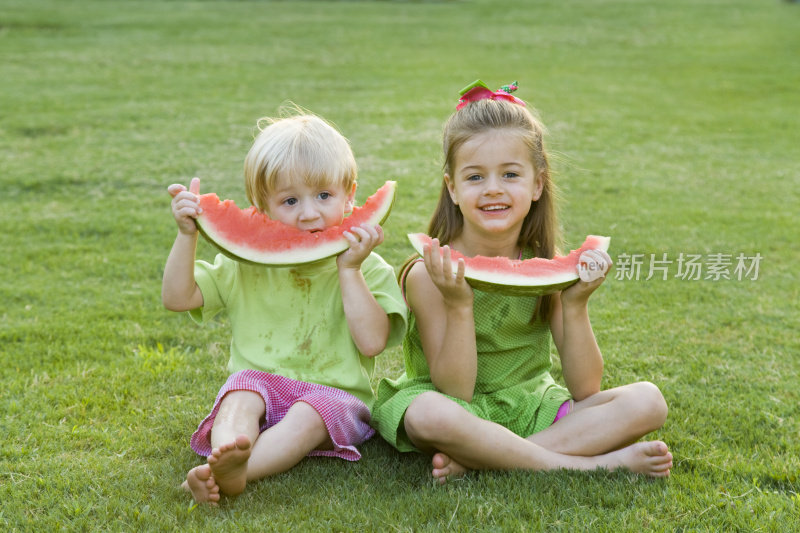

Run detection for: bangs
[[245, 114, 357, 210], [272, 138, 351, 192]]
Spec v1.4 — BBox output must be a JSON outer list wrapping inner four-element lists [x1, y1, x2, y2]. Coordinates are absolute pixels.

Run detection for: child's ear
[[532, 170, 545, 201], [345, 182, 357, 213], [444, 174, 458, 205]]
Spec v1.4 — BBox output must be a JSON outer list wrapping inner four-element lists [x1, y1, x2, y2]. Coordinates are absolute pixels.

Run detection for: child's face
[[264, 176, 356, 232], [445, 129, 543, 238]]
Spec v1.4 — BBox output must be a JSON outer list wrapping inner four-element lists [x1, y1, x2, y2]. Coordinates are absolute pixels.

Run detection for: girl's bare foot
[[208, 434, 252, 495], [603, 440, 672, 477], [182, 464, 220, 505], [431, 452, 469, 485]]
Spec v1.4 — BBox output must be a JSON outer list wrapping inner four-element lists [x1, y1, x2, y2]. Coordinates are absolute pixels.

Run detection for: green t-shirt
[[190, 253, 407, 407]]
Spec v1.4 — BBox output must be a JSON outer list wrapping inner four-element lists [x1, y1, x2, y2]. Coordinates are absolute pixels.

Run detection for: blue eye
[[504, 172, 519, 179], [284, 198, 297, 206], [467, 174, 482, 181], [319, 192, 331, 200]]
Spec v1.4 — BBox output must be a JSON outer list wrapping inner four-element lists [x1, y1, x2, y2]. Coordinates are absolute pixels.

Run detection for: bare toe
[[208, 435, 252, 496], [185, 464, 221, 506], [628, 441, 672, 477], [432, 452, 449, 471], [646, 441, 669, 458], [431, 452, 468, 485]]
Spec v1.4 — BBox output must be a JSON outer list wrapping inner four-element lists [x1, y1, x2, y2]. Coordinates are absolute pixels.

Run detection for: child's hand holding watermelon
[[337, 223, 385, 271], [559, 248, 613, 306], [168, 177, 202, 236], [577, 249, 612, 283], [559, 249, 612, 308]]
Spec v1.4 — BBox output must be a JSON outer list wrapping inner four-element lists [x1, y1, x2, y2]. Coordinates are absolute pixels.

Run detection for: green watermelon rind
[[464, 277, 581, 296], [407, 233, 611, 296], [196, 181, 396, 267]]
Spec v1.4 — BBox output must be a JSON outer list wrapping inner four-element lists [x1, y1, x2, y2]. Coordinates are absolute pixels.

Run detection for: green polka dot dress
[[372, 257, 572, 452]]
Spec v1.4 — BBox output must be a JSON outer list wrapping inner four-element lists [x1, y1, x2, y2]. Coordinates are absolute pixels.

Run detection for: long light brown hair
[[422, 98, 561, 322]]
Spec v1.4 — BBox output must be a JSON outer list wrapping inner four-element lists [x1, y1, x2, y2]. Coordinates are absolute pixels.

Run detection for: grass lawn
[[2, 0, 799, 530]]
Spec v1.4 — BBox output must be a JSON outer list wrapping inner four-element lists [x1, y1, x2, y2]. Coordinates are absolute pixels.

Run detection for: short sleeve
[[189, 254, 238, 323], [362, 253, 408, 350]]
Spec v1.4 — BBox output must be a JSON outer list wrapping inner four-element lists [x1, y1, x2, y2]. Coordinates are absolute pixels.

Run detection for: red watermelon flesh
[[196, 181, 396, 266], [407, 233, 611, 296]]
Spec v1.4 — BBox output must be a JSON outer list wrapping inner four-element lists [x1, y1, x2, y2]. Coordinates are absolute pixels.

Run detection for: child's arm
[[405, 240, 477, 402], [162, 178, 204, 312], [336, 223, 391, 357], [550, 249, 613, 400]]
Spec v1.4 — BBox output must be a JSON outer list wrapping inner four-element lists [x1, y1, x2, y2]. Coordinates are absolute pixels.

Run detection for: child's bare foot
[[207, 434, 252, 495], [182, 464, 220, 506], [432, 452, 469, 485], [604, 440, 672, 477]]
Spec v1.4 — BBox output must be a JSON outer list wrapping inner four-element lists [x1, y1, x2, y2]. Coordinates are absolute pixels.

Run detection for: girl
[[371, 81, 672, 483], [163, 111, 407, 504]]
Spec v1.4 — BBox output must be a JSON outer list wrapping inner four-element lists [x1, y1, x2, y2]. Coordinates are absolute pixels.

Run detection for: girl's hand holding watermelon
[[421, 238, 473, 308], [168, 177, 203, 236], [561, 248, 613, 306]]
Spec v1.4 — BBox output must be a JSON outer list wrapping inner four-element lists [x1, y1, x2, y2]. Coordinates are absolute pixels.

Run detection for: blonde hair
[[427, 98, 561, 321], [243, 111, 357, 211]]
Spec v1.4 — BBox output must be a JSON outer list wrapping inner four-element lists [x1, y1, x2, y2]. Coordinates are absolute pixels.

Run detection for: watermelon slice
[[195, 181, 396, 266], [407, 233, 611, 296]]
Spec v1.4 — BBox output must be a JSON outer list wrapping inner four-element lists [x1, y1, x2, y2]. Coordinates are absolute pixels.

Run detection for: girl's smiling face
[[446, 128, 543, 243], [264, 175, 355, 232]]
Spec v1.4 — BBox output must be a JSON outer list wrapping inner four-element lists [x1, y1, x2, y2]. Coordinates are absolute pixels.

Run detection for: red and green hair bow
[[456, 79, 525, 110]]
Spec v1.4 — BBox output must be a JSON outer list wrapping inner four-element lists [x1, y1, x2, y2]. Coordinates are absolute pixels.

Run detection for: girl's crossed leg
[[184, 390, 331, 503], [526, 381, 668, 455], [404, 385, 672, 484]]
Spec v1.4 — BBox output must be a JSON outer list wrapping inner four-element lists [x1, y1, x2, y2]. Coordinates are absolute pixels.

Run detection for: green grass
[[2, 0, 799, 530]]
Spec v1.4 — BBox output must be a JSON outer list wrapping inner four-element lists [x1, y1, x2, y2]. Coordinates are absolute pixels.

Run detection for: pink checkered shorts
[[190, 370, 375, 461]]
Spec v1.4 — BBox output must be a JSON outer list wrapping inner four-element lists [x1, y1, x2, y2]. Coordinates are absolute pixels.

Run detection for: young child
[[371, 81, 672, 483], [163, 111, 407, 505]]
